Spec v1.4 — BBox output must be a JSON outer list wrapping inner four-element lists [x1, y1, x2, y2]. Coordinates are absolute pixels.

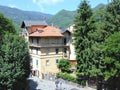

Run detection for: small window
[[36, 60, 38, 67], [64, 37, 67, 45], [36, 49, 38, 54], [37, 38, 39, 44], [56, 59, 59, 64], [36, 48, 38, 55], [64, 48, 67, 54], [55, 48, 59, 54], [31, 38, 33, 44], [46, 60, 50, 66], [64, 48, 67, 56]]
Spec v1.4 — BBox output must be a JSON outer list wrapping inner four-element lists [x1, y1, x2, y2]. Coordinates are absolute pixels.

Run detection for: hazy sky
[[0, 0, 109, 14]]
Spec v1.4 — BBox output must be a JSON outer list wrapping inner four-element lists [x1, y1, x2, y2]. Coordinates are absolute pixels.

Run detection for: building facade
[[67, 24, 76, 69], [21, 21, 72, 79]]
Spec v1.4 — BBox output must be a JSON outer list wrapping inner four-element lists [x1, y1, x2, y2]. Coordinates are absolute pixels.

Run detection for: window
[[37, 38, 39, 45], [64, 48, 67, 56], [46, 60, 50, 66], [64, 48, 67, 54], [55, 48, 59, 54], [36, 48, 38, 55], [36, 60, 38, 67], [64, 37, 67, 45], [31, 37, 33, 44], [56, 59, 59, 64]]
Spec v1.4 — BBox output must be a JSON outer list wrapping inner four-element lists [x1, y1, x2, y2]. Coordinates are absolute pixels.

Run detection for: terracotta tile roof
[[29, 26, 63, 37]]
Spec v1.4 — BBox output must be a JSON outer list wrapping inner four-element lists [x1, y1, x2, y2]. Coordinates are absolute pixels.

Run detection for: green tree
[[97, 0, 120, 89], [0, 13, 16, 43], [93, 0, 120, 89], [0, 33, 30, 90], [104, 0, 120, 35], [102, 32, 120, 89], [57, 58, 71, 73], [0, 14, 30, 90], [73, 0, 96, 79]]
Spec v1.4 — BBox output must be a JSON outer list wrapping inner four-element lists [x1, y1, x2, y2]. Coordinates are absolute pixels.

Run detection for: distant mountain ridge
[[47, 3, 106, 29], [0, 5, 52, 25], [0, 4, 106, 29], [47, 9, 76, 29]]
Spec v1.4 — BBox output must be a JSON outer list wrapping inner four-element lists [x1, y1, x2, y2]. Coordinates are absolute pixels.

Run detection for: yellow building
[[21, 21, 71, 79]]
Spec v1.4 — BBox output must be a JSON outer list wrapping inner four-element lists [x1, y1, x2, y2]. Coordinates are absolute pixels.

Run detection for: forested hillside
[[0, 4, 106, 29], [47, 9, 76, 29]]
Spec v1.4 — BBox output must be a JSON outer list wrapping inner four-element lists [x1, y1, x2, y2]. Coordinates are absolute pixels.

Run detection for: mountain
[[93, 3, 106, 11], [46, 4, 106, 29], [47, 9, 76, 29], [0, 4, 106, 29], [0, 5, 52, 25]]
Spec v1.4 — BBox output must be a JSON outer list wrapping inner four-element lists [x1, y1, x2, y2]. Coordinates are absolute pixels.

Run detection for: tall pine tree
[[73, 0, 95, 83]]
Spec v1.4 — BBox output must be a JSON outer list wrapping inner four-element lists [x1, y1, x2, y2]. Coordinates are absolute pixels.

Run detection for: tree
[[104, 0, 120, 34], [0, 14, 30, 90], [73, 0, 96, 79], [0, 13, 16, 43], [102, 32, 120, 90], [57, 58, 71, 73], [94, 0, 120, 89], [0, 33, 30, 90]]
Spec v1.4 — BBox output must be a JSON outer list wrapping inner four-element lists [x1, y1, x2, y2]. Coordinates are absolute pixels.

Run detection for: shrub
[[57, 58, 71, 73], [56, 72, 77, 83]]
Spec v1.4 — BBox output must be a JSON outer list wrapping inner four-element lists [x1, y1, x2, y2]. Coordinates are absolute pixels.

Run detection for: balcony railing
[[29, 43, 69, 47]]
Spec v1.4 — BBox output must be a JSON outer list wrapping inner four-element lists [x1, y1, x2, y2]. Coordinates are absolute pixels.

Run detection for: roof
[[29, 26, 63, 37], [21, 20, 48, 28], [61, 29, 71, 34]]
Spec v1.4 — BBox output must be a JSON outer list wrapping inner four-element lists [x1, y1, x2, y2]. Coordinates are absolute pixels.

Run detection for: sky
[[0, 0, 109, 15]]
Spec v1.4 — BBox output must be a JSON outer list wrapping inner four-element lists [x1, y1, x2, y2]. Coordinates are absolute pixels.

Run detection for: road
[[28, 76, 95, 90]]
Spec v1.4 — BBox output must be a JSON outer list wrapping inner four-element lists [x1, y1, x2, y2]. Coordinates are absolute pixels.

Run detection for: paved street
[[28, 77, 95, 90]]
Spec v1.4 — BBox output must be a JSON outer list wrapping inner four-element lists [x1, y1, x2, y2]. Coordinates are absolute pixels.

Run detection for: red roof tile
[[29, 26, 63, 37]]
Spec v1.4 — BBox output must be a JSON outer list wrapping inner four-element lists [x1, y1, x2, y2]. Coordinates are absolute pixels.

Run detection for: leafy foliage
[[103, 32, 120, 79], [104, 0, 120, 35], [56, 72, 77, 83], [57, 58, 71, 73], [0, 14, 30, 90], [91, 0, 120, 89], [101, 0, 120, 80], [101, 32, 120, 89], [0, 33, 30, 90], [0, 13, 16, 41]]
